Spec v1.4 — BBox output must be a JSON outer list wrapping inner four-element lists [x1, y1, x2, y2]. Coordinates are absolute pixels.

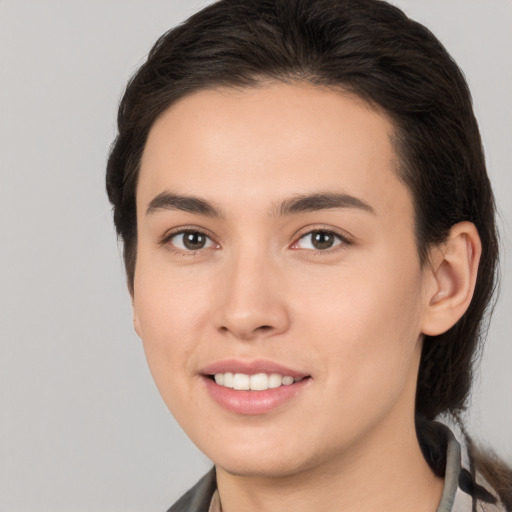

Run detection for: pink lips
[[200, 359, 308, 378], [200, 359, 311, 415]]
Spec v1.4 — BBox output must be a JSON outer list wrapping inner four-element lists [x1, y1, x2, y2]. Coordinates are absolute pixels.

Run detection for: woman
[[106, 0, 512, 510]]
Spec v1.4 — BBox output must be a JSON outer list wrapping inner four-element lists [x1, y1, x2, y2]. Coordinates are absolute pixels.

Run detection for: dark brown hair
[[106, 0, 510, 502]]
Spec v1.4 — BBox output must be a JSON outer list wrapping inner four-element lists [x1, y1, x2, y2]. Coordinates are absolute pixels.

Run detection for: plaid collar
[[435, 420, 505, 512]]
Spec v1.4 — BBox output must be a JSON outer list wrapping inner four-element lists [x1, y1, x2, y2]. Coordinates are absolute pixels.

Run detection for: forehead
[[138, 83, 412, 224]]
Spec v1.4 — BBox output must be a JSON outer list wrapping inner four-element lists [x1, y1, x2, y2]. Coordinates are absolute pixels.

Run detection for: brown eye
[[312, 232, 336, 249], [295, 230, 344, 250], [169, 230, 216, 251], [183, 232, 207, 250]]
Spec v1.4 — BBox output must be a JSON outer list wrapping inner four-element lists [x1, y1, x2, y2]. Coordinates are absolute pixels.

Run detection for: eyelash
[[160, 226, 352, 256], [291, 227, 351, 253], [160, 227, 219, 256]]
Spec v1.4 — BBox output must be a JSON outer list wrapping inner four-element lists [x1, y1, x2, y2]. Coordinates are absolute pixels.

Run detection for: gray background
[[1, 1, 510, 511]]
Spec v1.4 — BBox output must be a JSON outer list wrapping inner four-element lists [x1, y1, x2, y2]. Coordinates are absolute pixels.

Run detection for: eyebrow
[[273, 192, 375, 216], [146, 191, 224, 217], [146, 191, 375, 217]]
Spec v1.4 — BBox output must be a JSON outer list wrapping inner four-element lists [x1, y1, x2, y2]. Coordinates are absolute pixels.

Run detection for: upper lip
[[200, 359, 309, 378]]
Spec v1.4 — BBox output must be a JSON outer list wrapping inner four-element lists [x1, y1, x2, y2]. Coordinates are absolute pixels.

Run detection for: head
[[106, 0, 498, 448]]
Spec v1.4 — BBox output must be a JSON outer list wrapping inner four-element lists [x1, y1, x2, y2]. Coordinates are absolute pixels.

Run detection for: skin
[[133, 83, 481, 512]]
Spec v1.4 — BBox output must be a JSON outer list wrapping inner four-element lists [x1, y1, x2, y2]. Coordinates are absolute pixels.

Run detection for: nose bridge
[[215, 242, 289, 339]]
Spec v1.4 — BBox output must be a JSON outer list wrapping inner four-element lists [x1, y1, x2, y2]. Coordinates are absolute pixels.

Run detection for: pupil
[[184, 232, 206, 250], [312, 232, 334, 250]]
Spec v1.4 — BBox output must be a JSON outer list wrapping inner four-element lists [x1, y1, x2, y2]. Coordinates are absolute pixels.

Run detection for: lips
[[200, 359, 311, 415], [200, 358, 309, 378]]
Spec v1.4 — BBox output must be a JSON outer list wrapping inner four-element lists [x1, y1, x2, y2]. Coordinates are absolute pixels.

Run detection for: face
[[133, 83, 433, 477]]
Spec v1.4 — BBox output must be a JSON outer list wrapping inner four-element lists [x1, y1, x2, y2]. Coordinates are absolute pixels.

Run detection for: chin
[[214, 454, 313, 479], [201, 433, 331, 479]]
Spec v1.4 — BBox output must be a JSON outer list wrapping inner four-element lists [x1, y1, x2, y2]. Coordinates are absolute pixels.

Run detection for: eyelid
[[159, 226, 220, 252], [290, 225, 353, 251], [158, 224, 353, 254]]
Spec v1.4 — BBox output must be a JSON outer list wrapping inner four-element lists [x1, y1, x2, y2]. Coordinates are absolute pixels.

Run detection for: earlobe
[[132, 298, 142, 338], [421, 222, 481, 336]]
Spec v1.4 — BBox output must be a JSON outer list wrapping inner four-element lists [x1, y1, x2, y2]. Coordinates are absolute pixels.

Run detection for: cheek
[[132, 253, 216, 393], [293, 251, 424, 391], [134, 244, 215, 335]]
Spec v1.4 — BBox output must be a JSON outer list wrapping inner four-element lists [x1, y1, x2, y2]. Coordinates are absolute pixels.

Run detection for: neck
[[215, 414, 444, 512]]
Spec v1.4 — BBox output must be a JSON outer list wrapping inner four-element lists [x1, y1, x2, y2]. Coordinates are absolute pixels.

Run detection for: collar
[[427, 420, 504, 512]]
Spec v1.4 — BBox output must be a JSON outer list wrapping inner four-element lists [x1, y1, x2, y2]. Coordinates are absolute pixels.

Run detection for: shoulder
[[166, 469, 217, 512]]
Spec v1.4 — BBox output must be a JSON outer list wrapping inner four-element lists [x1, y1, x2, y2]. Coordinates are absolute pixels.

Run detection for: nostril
[[257, 325, 273, 332], [218, 324, 273, 336]]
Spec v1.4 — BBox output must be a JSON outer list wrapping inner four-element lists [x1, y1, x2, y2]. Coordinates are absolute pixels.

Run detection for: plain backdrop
[[1, 1, 511, 511]]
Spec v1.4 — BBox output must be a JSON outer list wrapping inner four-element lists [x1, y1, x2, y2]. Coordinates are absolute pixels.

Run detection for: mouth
[[199, 360, 312, 415], [206, 372, 309, 391]]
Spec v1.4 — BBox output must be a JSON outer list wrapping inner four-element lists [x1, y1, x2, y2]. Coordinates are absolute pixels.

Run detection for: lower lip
[[202, 376, 310, 415]]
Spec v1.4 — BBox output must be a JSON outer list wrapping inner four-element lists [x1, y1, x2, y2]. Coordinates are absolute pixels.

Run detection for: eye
[[293, 230, 345, 251], [167, 230, 217, 251]]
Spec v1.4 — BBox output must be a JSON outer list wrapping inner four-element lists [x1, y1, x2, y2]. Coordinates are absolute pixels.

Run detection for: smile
[[212, 372, 305, 391], [200, 360, 312, 415]]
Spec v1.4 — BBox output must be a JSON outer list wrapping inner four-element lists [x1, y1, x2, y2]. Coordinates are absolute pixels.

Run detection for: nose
[[214, 251, 290, 341]]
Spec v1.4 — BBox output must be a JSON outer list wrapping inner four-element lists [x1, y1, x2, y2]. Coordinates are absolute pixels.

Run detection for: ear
[[132, 296, 142, 338], [421, 222, 482, 336]]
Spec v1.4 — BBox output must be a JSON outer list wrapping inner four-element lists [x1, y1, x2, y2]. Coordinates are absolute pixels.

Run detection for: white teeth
[[223, 372, 234, 388], [250, 373, 268, 390], [268, 373, 282, 388], [213, 372, 300, 391], [233, 373, 250, 390]]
